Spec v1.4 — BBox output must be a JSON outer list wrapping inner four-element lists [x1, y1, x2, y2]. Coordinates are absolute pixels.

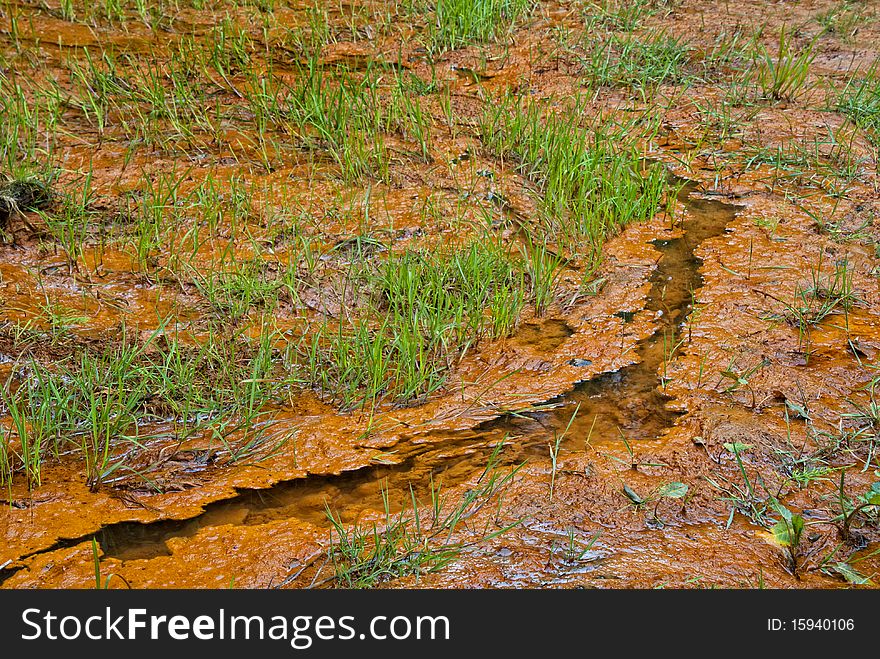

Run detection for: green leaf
[[771, 520, 794, 547], [770, 498, 792, 522], [832, 562, 875, 586], [723, 442, 752, 454], [623, 484, 643, 505], [771, 508, 804, 548], [658, 482, 688, 499]]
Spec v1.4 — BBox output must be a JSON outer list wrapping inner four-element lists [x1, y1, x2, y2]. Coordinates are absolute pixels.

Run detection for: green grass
[[0, 322, 287, 492], [521, 238, 564, 317], [422, 0, 535, 53], [283, 2, 332, 56], [2, 11, 487, 178], [189, 255, 284, 319], [833, 471, 880, 541], [0, 369, 50, 490], [754, 255, 859, 363], [841, 378, 880, 471], [580, 0, 652, 32], [290, 238, 529, 411], [36, 173, 93, 270], [0, 175, 52, 231], [815, 2, 875, 43], [774, 257, 857, 333], [385, 72, 435, 162], [741, 126, 866, 189], [480, 95, 669, 270], [318, 443, 522, 588], [837, 63, 880, 146], [749, 27, 816, 101], [286, 57, 390, 182], [0, 423, 10, 495], [0, 73, 61, 181], [577, 30, 693, 91]]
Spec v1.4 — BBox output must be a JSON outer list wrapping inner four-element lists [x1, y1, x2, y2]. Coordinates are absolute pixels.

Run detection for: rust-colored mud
[[2, 0, 880, 588]]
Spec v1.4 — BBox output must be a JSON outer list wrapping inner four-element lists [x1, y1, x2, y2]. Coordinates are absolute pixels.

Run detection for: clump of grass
[[131, 176, 184, 273], [0, 370, 51, 490], [287, 57, 390, 183], [742, 122, 867, 189], [749, 27, 816, 101], [283, 2, 333, 56], [578, 30, 692, 91], [0, 73, 63, 181], [0, 176, 51, 229], [580, 0, 651, 32], [37, 173, 93, 269], [705, 441, 775, 526], [841, 380, 880, 471], [0, 323, 287, 492], [384, 71, 434, 162], [815, 2, 874, 43], [69, 343, 153, 490], [833, 471, 880, 542], [423, 0, 535, 53], [188, 255, 284, 320], [479, 95, 669, 270], [762, 256, 859, 355], [837, 63, 880, 146], [315, 443, 522, 588], [291, 239, 528, 410], [521, 238, 564, 317]]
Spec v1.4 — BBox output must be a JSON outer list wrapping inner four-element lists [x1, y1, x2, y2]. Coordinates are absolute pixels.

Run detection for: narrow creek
[[7, 183, 741, 573]]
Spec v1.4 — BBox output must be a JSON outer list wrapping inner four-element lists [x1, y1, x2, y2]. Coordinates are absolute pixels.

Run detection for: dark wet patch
[[0, 178, 51, 228], [329, 234, 387, 258], [0, 563, 22, 584], [512, 319, 574, 351]]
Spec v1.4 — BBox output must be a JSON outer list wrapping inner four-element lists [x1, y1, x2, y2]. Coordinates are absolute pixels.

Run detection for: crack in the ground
[[1, 182, 740, 584]]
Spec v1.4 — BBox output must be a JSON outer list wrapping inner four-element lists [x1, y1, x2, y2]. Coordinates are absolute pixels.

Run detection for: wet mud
[[2, 0, 880, 588], [0, 186, 769, 588], [90, 186, 736, 560]]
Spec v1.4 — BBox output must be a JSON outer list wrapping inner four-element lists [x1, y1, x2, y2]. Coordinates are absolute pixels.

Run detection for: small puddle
[[512, 189, 738, 450], [511, 319, 574, 352], [77, 183, 739, 565]]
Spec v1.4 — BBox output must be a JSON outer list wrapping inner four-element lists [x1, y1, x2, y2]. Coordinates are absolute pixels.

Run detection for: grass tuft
[[837, 63, 880, 146], [480, 95, 669, 270], [425, 0, 535, 53], [317, 443, 522, 588]]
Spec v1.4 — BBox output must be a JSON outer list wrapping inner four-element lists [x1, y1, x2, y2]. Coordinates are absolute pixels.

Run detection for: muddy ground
[[1, 0, 879, 588]]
